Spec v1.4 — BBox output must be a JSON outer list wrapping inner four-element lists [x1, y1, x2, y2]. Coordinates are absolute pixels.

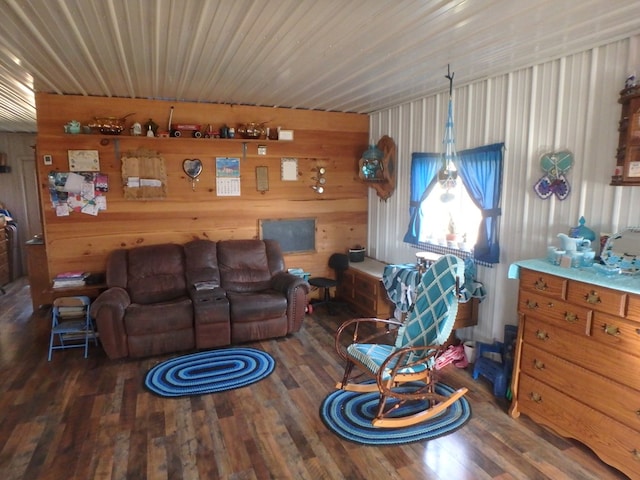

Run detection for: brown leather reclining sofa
[[90, 239, 309, 359]]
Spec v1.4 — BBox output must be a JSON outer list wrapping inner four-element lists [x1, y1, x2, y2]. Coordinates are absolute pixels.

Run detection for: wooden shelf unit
[[611, 86, 640, 185], [25, 237, 106, 310]]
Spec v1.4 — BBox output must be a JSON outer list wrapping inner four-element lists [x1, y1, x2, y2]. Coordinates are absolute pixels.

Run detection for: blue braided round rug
[[320, 382, 471, 445], [145, 347, 275, 397]]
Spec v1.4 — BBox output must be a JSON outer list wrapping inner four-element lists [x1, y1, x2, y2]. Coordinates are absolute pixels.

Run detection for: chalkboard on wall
[[259, 217, 316, 254]]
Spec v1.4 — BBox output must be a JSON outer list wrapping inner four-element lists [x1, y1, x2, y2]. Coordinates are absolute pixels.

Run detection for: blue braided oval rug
[[320, 382, 471, 445], [145, 347, 275, 397]]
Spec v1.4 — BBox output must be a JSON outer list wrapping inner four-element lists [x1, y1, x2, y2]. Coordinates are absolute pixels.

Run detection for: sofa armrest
[[90, 287, 131, 360], [271, 272, 310, 333], [270, 272, 310, 296], [189, 286, 231, 348]]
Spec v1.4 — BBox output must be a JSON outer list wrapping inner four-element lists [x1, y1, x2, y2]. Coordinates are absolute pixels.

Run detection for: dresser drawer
[[522, 317, 640, 391], [518, 290, 591, 335], [590, 311, 640, 357], [521, 343, 640, 430], [626, 293, 640, 321], [566, 280, 626, 317], [342, 270, 356, 288], [519, 269, 567, 300], [352, 293, 378, 315], [517, 373, 640, 479], [354, 275, 380, 300]]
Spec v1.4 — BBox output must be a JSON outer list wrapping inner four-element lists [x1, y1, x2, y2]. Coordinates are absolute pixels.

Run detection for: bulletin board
[[259, 217, 316, 253], [48, 171, 108, 216], [121, 148, 167, 200]]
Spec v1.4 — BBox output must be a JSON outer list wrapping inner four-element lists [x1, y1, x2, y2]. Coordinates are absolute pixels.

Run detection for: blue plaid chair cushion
[[395, 255, 464, 351], [346, 343, 430, 380]]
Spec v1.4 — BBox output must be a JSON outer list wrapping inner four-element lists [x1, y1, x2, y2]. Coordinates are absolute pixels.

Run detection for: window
[[419, 176, 482, 251], [403, 143, 504, 265]]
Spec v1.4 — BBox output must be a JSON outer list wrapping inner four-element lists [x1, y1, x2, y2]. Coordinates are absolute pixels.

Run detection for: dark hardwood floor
[[0, 277, 630, 479]]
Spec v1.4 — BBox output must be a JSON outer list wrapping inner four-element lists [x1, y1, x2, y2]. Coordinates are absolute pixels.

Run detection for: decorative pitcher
[[557, 233, 591, 252]]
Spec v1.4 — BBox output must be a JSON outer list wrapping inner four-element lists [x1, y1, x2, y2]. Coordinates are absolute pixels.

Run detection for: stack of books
[[52, 271, 90, 289]]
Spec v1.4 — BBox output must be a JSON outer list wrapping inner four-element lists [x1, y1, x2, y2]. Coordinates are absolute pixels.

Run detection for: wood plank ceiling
[[0, 0, 639, 132]]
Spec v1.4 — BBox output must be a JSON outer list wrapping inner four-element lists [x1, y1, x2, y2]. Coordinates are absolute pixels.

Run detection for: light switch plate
[[43, 154, 52, 165], [258, 145, 267, 155]]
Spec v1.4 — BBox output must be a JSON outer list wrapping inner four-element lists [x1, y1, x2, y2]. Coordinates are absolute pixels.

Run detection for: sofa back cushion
[[218, 239, 281, 293], [184, 239, 221, 287], [126, 244, 187, 304]]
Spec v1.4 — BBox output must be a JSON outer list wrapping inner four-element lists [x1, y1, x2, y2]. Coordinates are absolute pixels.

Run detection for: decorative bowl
[[88, 113, 134, 135], [237, 122, 266, 139], [592, 263, 621, 276]]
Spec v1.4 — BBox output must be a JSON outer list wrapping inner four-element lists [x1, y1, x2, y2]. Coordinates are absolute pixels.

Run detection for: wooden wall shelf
[[611, 86, 640, 185]]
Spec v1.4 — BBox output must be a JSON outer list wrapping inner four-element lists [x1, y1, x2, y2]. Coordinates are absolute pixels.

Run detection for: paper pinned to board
[[62, 172, 87, 194]]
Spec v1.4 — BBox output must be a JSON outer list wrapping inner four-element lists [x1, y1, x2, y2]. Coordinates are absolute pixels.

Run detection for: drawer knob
[[533, 359, 545, 370], [534, 278, 548, 291], [584, 290, 601, 305], [529, 392, 542, 403], [603, 324, 620, 336], [632, 449, 640, 461], [526, 300, 538, 309], [564, 312, 578, 323], [635, 409, 640, 417], [535, 330, 549, 341]]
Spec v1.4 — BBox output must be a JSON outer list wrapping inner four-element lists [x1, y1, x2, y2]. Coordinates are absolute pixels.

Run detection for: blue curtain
[[457, 143, 504, 264], [402, 152, 441, 244], [403, 143, 504, 264]]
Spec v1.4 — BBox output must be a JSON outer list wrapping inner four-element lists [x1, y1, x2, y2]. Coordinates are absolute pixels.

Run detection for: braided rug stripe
[[145, 347, 275, 397], [320, 382, 471, 445]]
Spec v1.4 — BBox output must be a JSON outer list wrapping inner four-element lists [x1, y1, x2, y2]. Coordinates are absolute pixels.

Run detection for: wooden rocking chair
[[334, 254, 468, 428]]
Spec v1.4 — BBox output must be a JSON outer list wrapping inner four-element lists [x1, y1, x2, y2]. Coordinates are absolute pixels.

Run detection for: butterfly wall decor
[[533, 150, 574, 200]]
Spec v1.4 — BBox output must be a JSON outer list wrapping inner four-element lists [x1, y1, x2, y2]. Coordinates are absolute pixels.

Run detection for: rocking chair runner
[[334, 254, 468, 428]]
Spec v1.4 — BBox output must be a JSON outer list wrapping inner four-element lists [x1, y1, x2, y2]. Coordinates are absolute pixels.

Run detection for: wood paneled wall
[[35, 93, 369, 281]]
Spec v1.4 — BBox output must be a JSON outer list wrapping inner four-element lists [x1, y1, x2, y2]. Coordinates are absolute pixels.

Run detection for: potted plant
[[446, 214, 458, 244]]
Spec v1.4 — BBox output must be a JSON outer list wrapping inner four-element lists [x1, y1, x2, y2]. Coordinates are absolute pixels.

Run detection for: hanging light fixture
[[438, 64, 458, 202]]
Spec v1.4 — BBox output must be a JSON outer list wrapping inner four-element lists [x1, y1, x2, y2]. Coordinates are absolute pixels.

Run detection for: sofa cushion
[[184, 239, 221, 287], [226, 291, 287, 322], [127, 244, 187, 304], [218, 240, 273, 293], [124, 297, 193, 335]]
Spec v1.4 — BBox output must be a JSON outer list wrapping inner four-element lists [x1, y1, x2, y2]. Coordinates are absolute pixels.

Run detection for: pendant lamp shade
[[439, 65, 458, 196]]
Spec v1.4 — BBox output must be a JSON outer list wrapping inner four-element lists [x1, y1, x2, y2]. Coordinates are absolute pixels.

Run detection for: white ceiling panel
[[0, 0, 638, 132]]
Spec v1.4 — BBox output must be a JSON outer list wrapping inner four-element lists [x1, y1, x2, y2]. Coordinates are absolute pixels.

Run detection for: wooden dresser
[[340, 258, 394, 319], [509, 259, 640, 478], [341, 258, 479, 333]]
